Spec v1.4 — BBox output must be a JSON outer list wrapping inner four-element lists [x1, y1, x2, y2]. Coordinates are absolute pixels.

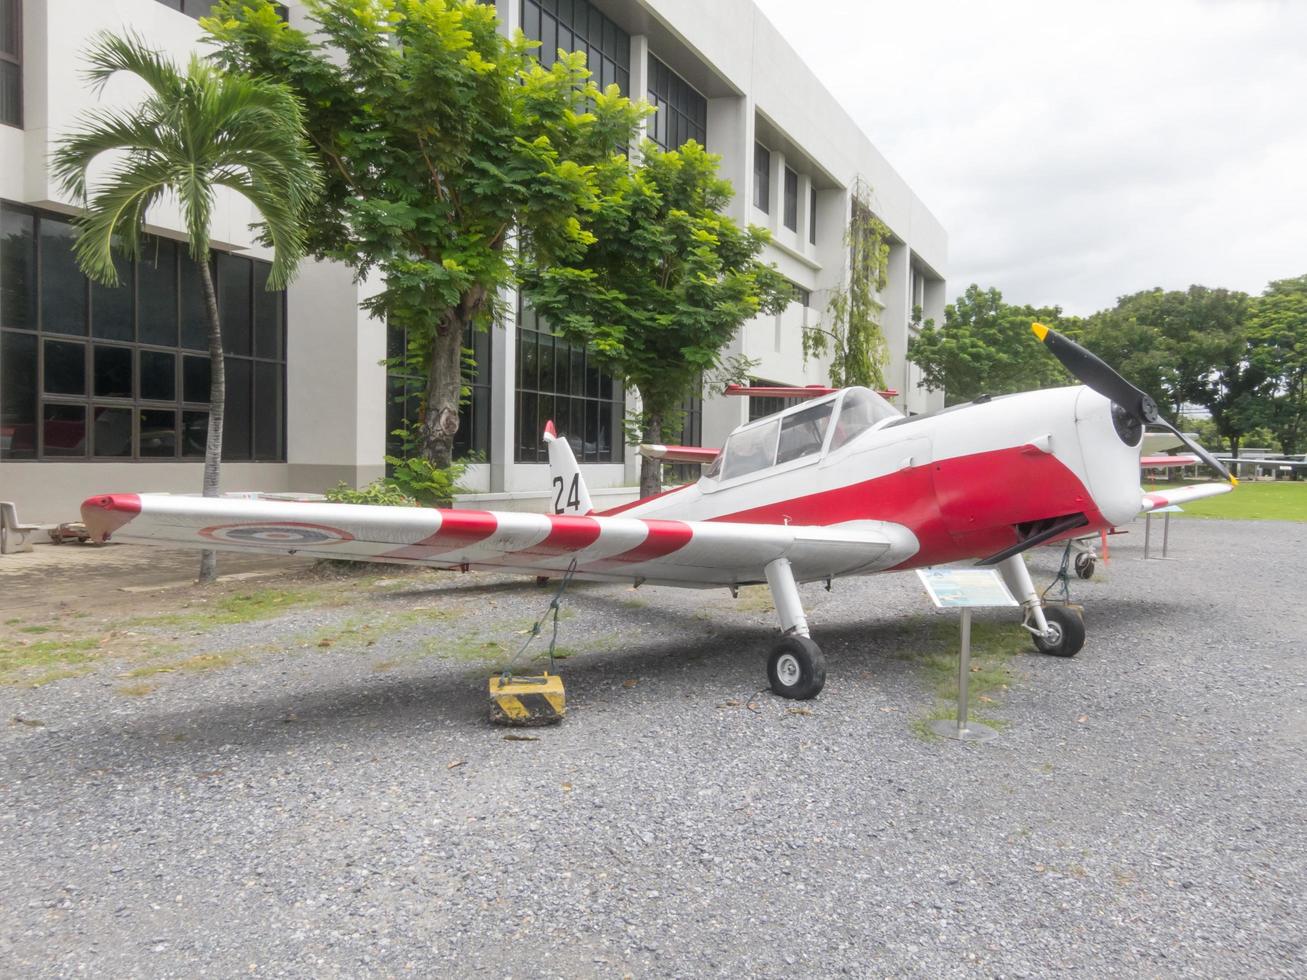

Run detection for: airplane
[[81, 324, 1236, 700]]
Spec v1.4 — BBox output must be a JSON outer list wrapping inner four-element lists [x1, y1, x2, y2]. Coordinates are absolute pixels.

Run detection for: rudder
[[543, 420, 594, 516]]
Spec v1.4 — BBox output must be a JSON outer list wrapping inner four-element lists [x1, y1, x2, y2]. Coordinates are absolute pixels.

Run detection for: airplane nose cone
[[81, 493, 142, 542]]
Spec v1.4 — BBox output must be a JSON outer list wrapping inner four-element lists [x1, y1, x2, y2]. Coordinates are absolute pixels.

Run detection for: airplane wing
[[81, 493, 917, 587], [1140, 483, 1233, 513]]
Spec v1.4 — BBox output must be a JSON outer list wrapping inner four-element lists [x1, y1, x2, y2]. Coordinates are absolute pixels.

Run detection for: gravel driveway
[[2, 518, 1305, 977]]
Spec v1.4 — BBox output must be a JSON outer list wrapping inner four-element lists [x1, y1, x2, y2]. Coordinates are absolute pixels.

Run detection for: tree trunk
[[639, 412, 663, 499], [1230, 435, 1240, 459], [197, 256, 225, 584], [419, 288, 484, 472]]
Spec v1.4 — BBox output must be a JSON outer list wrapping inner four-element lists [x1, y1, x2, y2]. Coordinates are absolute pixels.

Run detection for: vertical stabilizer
[[543, 420, 595, 516]]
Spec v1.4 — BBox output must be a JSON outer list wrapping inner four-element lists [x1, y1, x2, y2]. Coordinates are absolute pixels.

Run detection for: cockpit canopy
[[703, 387, 901, 484]]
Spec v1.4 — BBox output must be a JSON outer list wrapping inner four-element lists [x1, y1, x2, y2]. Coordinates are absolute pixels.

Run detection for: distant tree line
[[908, 275, 1307, 458]]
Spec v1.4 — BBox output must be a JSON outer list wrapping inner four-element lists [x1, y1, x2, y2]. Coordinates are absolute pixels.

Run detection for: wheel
[[1033, 605, 1086, 657], [1074, 552, 1095, 580], [767, 635, 827, 699]]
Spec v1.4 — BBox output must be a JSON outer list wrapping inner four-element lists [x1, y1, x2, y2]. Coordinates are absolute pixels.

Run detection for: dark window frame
[[783, 166, 799, 232], [647, 55, 707, 151], [0, 201, 287, 463], [809, 186, 818, 245], [0, 0, 21, 129], [153, 1, 288, 22], [514, 296, 624, 465], [753, 142, 771, 214], [521, 0, 631, 94], [385, 321, 492, 466]]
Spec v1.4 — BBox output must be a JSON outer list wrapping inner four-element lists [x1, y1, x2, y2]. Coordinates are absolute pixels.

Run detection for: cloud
[[753, 0, 1307, 313]]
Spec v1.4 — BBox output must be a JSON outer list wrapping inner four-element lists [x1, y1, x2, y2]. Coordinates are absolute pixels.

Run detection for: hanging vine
[[801, 178, 891, 389]]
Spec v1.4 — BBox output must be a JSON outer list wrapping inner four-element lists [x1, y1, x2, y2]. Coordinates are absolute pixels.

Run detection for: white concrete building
[[0, 0, 946, 523]]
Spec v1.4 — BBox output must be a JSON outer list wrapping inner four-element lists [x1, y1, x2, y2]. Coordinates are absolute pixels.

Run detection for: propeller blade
[[1154, 419, 1236, 485], [1030, 322, 1159, 424], [1029, 322, 1237, 486]]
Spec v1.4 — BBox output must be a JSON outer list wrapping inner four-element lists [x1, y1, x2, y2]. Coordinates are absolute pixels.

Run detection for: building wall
[[0, 0, 947, 524]]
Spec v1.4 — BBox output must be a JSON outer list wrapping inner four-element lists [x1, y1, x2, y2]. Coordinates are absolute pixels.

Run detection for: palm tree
[[51, 31, 320, 582]]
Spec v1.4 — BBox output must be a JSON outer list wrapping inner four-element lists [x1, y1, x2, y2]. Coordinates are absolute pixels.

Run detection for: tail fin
[[543, 420, 594, 516]]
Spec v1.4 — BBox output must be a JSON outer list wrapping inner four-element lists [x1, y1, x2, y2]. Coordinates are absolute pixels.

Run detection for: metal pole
[[1162, 511, 1171, 557], [1144, 512, 1153, 559], [957, 608, 972, 733]]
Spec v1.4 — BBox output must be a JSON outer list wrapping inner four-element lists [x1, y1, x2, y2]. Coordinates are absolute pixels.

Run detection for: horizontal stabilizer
[[1140, 454, 1200, 468], [638, 444, 720, 464]]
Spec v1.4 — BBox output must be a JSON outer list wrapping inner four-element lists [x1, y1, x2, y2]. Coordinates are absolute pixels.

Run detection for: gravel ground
[[2, 518, 1305, 978]]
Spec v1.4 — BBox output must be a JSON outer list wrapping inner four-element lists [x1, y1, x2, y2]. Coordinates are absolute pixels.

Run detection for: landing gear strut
[[996, 554, 1086, 657], [762, 558, 826, 699]]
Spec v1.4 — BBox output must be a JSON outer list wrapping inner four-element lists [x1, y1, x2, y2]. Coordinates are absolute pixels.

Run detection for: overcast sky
[[752, 0, 1307, 315]]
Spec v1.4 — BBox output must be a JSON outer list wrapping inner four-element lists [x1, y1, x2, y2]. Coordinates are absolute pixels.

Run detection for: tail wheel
[[1074, 552, 1095, 580], [1033, 605, 1086, 657], [767, 635, 826, 699]]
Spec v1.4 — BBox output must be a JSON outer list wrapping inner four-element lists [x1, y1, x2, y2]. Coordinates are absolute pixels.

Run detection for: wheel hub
[[775, 652, 801, 687], [1044, 622, 1063, 646]]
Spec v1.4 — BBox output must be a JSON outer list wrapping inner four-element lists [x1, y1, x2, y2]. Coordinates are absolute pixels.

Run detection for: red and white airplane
[[81, 324, 1234, 700]]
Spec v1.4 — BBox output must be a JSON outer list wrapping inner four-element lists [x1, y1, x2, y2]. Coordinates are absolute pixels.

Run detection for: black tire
[[767, 635, 826, 700], [1074, 553, 1095, 580], [1033, 605, 1086, 657]]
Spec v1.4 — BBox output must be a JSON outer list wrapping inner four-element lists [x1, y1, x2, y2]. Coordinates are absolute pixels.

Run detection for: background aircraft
[[83, 327, 1233, 700]]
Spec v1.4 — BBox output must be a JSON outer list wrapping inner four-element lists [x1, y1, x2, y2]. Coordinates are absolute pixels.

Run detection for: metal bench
[[0, 501, 40, 555]]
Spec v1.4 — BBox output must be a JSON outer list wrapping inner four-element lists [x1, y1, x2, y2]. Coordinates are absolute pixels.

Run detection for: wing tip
[[80, 493, 142, 542]]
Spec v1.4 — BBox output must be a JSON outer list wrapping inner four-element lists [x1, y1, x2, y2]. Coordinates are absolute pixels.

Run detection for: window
[[783, 167, 798, 232], [515, 299, 623, 464], [647, 56, 706, 151], [828, 388, 901, 452], [719, 419, 778, 481], [0, 202, 287, 462], [791, 284, 811, 309], [665, 376, 703, 484], [153, 1, 287, 21], [0, 0, 19, 128], [809, 187, 818, 245], [385, 321, 491, 464], [521, 0, 630, 93], [775, 400, 832, 465], [753, 143, 770, 214]]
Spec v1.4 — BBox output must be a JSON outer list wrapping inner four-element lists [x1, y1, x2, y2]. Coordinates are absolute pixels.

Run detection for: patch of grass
[[0, 636, 101, 685], [22, 666, 92, 687], [911, 703, 1011, 742], [129, 588, 317, 630], [117, 681, 158, 697], [1145, 480, 1307, 521], [125, 651, 246, 678], [731, 585, 775, 615], [19, 625, 52, 634]]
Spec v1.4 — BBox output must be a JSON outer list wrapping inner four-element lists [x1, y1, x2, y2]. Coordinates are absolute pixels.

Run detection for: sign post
[[916, 567, 1019, 742]]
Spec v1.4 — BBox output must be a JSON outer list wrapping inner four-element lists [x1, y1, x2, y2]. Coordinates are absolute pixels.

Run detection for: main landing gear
[[996, 554, 1086, 658], [761, 558, 827, 699]]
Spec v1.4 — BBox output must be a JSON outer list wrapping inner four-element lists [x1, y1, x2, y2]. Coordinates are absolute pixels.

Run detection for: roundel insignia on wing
[[199, 522, 355, 546]]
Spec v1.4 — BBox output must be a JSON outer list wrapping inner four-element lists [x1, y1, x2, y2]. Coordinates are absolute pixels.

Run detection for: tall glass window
[[515, 299, 623, 464], [647, 56, 706, 151], [385, 322, 491, 464], [0, 202, 286, 462], [783, 167, 799, 232], [753, 143, 770, 214], [521, 0, 631, 93], [0, 0, 19, 128], [809, 187, 818, 245]]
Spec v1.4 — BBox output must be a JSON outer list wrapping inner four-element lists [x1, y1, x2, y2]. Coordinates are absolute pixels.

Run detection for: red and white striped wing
[[1140, 483, 1233, 512], [82, 494, 915, 586]]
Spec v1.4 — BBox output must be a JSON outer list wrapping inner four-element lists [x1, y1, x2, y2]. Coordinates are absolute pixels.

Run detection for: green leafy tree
[[520, 140, 792, 497], [906, 284, 1075, 404], [1247, 274, 1307, 456], [1082, 286, 1266, 455], [50, 31, 319, 582], [802, 179, 890, 388], [206, 0, 646, 469]]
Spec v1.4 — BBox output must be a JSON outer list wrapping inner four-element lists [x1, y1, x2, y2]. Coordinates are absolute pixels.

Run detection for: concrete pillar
[[630, 34, 650, 149], [881, 242, 911, 410], [285, 261, 386, 491], [494, 0, 521, 36], [489, 284, 517, 492]]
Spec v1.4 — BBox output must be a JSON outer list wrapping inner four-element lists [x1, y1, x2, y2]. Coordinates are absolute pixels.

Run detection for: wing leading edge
[[82, 494, 917, 587]]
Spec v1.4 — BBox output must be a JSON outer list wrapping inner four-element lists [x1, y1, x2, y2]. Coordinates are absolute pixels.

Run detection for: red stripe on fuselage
[[711, 445, 1106, 570], [580, 519, 694, 572], [381, 510, 499, 562]]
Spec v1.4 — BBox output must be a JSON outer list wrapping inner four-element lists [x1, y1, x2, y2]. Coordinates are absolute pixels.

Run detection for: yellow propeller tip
[[1230, 476, 1239, 486], [1031, 322, 1049, 342]]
